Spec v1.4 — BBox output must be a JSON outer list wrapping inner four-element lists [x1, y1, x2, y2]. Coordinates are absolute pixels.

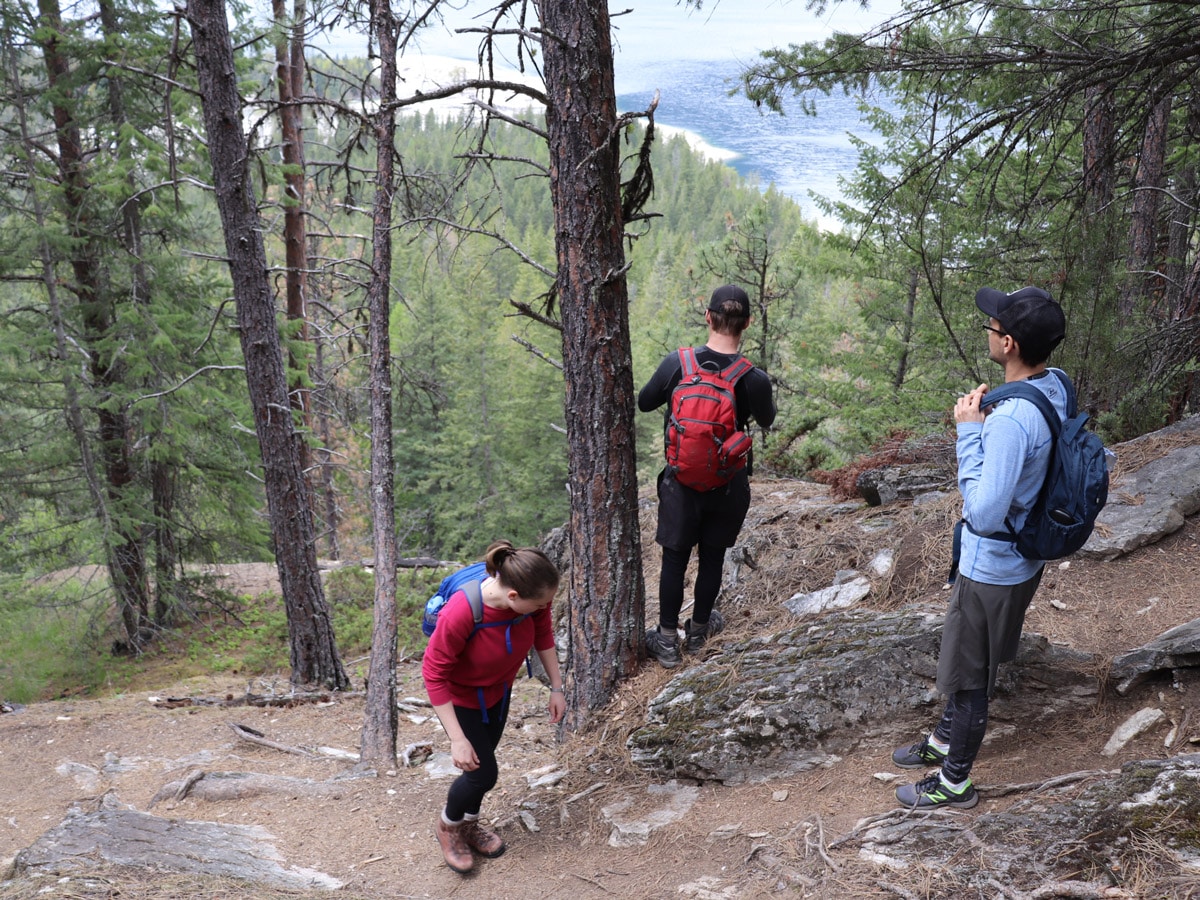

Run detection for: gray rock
[[1110, 616, 1200, 694], [627, 609, 1098, 785], [1101, 707, 1167, 756], [599, 779, 700, 847], [856, 464, 955, 507], [13, 795, 342, 889], [783, 575, 871, 616], [1083, 417, 1200, 560], [855, 754, 1200, 891]]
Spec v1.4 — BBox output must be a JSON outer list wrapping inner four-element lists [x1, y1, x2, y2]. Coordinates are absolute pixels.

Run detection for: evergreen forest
[[2, 0, 1198, 710]]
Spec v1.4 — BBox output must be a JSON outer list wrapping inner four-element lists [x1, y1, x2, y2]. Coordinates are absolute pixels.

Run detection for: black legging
[[658, 542, 725, 630], [444, 696, 509, 820], [932, 687, 989, 784]]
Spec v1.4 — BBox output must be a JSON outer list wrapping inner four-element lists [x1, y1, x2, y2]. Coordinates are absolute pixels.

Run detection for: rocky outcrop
[[627, 608, 1099, 784], [855, 415, 1200, 561], [1082, 430, 1200, 560]]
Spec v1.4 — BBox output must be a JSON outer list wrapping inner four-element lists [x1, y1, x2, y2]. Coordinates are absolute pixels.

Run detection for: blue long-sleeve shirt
[[955, 369, 1069, 585]]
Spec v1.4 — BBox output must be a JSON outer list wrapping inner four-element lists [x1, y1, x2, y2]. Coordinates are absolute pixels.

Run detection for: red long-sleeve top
[[422, 589, 555, 710]]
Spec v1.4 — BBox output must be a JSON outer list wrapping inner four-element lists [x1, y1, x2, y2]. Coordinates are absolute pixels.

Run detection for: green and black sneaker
[[895, 772, 978, 809], [892, 735, 949, 769]]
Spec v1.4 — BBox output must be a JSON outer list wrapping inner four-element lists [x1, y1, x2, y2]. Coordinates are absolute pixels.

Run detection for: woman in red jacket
[[422, 540, 564, 874]]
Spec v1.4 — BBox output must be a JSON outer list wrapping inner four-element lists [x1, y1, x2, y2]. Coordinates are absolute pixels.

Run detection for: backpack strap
[[974, 371, 1074, 548], [981, 380, 1061, 439], [721, 355, 754, 386], [678, 347, 754, 386], [678, 346, 700, 379], [982, 369, 1076, 431], [462, 579, 485, 626]]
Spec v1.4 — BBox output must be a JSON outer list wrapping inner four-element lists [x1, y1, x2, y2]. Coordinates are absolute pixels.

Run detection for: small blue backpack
[[421, 561, 529, 644], [978, 370, 1110, 560]]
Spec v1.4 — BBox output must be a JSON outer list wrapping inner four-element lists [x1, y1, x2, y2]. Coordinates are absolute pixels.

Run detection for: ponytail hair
[[483, 540, 560, 600]]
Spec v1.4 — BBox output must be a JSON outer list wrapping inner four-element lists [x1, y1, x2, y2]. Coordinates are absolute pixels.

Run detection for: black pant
[[444, 696, 509, 820], [658, 542, 725, 630], [932, 687, 989, 784]]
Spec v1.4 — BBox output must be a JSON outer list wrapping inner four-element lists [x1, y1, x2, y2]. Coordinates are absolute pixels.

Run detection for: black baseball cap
[[975, 285, 1065, 359], [708, 284, 750, 318]]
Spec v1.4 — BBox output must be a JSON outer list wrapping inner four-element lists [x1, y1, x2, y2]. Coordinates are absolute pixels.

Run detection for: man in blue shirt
[[892, 285, 1068, 809]]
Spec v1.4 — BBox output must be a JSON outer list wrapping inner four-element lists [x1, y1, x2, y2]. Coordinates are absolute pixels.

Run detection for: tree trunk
[[1119, 94, 1171, 321], [358, 0, 400, 765], [313, 336, 341, 560], [1082, 84, 1115, 214], [538, 0, 645, 729], [151, 450, 180, 627], [37, 0, 151, 650], [273, 0, 313, 475], [1077, 82, 1121, 405], [1169, 99, 1200, 320], [186, 0, 347, 690]]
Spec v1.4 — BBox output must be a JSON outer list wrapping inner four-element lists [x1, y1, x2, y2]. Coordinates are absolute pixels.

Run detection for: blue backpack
[[977, 370, 1110, 560], [421, 561, 529, 639]]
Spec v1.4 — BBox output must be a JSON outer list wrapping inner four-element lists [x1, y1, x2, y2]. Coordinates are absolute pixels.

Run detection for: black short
[[654, 469, 751, 551]]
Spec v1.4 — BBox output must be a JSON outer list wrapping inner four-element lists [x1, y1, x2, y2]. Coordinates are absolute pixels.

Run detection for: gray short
[[936, 569, 1044, 696]]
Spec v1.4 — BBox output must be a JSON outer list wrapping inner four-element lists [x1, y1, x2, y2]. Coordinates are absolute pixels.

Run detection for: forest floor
[[2, 470, 1200, 899]]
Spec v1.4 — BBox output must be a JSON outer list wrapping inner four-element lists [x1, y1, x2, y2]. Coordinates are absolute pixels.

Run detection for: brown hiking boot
[[435, 817, 474, 873], [461, 817, 506, 858]]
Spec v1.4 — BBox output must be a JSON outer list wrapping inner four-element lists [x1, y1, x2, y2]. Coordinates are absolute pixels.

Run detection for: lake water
[[313, 0, 904, 227], [615, 57, 880, 228]]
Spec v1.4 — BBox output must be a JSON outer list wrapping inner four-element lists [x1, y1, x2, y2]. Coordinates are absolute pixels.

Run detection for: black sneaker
[[645, 627, 681, 669], [892, 735, 949, 769], [684, 608, 725, 653], [895, 772, 978, 809]]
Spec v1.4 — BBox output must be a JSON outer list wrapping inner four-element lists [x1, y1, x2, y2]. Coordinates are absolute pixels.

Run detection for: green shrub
[[324, 566, 375, 609], [184, 592, 290, 674]]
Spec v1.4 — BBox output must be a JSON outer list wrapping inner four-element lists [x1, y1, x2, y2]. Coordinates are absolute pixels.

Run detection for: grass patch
[[0, 575, 113, 703]]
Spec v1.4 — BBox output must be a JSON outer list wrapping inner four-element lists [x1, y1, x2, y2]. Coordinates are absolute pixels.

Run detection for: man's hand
[[954, 383, 990, 424]]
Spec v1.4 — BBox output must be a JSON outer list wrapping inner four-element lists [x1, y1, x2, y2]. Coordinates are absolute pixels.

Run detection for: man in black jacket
[[637, 285, 776, 668]]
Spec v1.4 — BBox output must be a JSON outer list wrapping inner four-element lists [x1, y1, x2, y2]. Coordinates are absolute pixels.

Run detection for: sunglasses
[[981, 323, 1007, 337]]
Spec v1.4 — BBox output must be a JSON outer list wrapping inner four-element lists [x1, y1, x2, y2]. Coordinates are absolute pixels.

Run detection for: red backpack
[[665, 347, 754, 492]]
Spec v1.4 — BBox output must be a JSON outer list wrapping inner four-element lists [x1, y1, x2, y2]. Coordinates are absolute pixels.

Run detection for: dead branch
[[229, 722, 316, 757], [511, 334, 563, 369], [1030, 883, 1135, 899], [979, 769, 1115, 799], [148, 770, 359, 808], [150, 689, 362, 709], [508, 298, 562, 330], [173, 769, 205, 803], [877, 882, 921, 900], [813, 814, 839, 871]]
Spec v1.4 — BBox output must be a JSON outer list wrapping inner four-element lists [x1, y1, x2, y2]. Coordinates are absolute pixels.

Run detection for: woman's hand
[[450, 736, 479, 771], [548, 690, 566, 724]]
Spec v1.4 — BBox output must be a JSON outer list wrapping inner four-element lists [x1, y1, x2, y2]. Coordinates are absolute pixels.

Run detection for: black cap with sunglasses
[[975, 286, 1066, 362]]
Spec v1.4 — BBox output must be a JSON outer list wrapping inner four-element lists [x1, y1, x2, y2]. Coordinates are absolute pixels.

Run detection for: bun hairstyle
[[484, 540, 560, 600]]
